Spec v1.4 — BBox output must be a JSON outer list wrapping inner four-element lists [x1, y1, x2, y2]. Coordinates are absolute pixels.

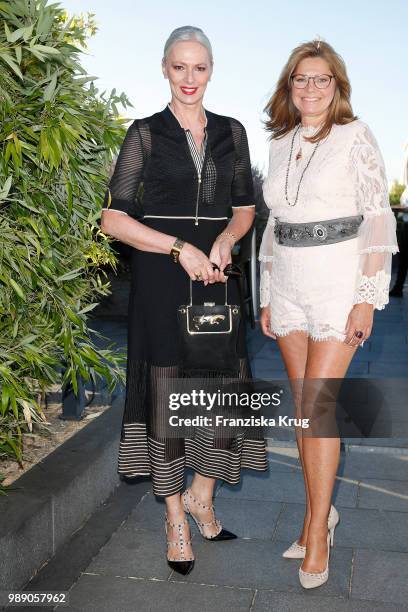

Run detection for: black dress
[[102, 105, 267, 497]]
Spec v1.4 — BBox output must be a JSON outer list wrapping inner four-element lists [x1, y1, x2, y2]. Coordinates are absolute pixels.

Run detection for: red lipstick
[[180, 87, 198, 95]]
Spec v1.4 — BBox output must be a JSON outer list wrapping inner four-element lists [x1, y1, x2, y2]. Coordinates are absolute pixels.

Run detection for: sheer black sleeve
[[230, 119, 254, 207], [102, 120, 150, 216]]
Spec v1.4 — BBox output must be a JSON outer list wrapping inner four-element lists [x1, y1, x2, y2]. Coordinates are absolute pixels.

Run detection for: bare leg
[[191, 472, 216, 500], [300, 339, 356, 572], [276, 332, 309, 545]]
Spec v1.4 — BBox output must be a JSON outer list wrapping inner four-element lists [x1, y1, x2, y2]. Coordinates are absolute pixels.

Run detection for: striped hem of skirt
[[117, 422, 268, 497]]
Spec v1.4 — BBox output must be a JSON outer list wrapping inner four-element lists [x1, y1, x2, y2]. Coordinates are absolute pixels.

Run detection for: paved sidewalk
[[45, 292, 408, 610], [53, 447, 408, 611]]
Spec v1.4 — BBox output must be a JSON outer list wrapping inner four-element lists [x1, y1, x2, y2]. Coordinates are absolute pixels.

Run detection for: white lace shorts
[[266, 238, 360, 342]]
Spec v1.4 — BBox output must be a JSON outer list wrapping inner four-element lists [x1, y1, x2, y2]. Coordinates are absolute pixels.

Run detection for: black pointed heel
[[165, 515, 195, 575], [167, 559, 195, 575], [181, 488, 237, 541], [210, 528, 237, 541]]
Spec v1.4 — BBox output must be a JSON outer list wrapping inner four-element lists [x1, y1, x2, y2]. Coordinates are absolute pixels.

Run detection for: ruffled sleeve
[[258, 214, 275, 308], [350, 124, 399, 310], [258, 140, 276, 309]]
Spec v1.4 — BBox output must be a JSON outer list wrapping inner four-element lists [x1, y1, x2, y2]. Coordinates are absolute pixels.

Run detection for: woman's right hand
[[260, 306, 277, 339], [178, 243, 219, 285]]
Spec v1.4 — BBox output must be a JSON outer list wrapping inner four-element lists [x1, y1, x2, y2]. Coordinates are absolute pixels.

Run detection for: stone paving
[[55, 447, 408, 611], [54, 289, 408, 611]]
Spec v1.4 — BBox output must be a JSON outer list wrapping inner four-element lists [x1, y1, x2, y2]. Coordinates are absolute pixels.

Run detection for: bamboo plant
[[0, 0, 130, 474]]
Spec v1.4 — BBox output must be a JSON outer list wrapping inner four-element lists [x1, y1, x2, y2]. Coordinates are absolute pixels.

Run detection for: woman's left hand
[[208, 237, 233, 282], [344, 303, 374, 347]]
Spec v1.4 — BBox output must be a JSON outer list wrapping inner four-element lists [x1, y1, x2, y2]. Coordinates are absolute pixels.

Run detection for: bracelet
[[170, 238, 185, 263], [217, 231, 237, 244]]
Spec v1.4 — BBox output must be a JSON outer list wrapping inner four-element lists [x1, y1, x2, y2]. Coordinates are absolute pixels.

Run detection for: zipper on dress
[[194, 173, 202, 226]]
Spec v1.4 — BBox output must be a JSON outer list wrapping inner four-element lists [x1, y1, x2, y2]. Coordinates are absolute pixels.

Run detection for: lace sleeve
[[102, 120, 149, 217], [350, 124, 398, 310], [258, 214, 275, 308], [230, 119, 254, 207]]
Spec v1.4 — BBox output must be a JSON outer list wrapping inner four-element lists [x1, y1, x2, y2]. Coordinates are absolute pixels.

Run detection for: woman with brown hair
[[259, 40, 398, 588]]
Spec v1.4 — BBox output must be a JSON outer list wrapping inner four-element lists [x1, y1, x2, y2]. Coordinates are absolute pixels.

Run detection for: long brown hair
[[264, 40, 356, 142]]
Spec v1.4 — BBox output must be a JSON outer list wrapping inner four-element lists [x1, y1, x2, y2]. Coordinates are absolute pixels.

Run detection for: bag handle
[[189, 277, 228, 306], [187, 263, 242, 306]]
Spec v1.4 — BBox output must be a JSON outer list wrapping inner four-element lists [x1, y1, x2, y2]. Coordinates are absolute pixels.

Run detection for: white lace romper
[[259, 120, 399, 342]]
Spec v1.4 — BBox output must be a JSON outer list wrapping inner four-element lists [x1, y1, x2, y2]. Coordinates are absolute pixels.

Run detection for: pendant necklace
[[295, 138, 302, 163], [295, 130, 303, 163], [285, 124, 320, 207]]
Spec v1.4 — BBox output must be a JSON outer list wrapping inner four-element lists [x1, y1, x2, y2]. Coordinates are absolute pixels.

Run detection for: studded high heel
[[299, 530, 331, 589], [181, 488, 237, 541], [282, 504, 339, 559], [165, 514, 195, 575]]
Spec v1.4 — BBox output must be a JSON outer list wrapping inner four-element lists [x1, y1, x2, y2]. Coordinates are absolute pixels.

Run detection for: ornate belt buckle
[[313, 224, 328, 241]]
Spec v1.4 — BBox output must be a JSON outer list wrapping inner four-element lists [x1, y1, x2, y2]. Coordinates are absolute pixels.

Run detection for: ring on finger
[[194, 271, 202, 281]]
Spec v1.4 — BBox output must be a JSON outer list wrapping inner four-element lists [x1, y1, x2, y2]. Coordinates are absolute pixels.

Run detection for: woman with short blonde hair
[[260, 39, 398, 589], [102, 25, 267, 576]]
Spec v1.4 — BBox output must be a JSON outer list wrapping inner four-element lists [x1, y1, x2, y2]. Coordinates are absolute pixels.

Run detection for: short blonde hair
[[163, 26, 213, 65], [264, 40, 356, 142]]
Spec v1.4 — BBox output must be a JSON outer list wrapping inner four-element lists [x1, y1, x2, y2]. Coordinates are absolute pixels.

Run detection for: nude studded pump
[[282, 504, 339, 559], [299, 528, 332, 589]]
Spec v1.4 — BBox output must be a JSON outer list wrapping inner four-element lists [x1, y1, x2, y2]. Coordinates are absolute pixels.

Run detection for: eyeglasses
[[291, 74, 335, 89]]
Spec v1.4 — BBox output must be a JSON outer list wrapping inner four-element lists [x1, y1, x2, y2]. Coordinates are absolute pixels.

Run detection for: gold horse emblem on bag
[[192, 314, 225, 330]]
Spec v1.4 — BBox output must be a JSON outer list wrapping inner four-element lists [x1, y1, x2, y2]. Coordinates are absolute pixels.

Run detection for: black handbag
[[177, 273, 241, 376]]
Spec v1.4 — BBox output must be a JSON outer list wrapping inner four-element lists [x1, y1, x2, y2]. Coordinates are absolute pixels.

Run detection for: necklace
[[168, 102, 207, 153], [168, 103, 206, 131], [295, 131, 302, 163], [285, 125, 320, 207]]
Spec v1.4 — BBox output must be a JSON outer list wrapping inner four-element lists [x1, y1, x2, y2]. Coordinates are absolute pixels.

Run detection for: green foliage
[[389, 180, 406, 207], [0, 0, 131, 469]]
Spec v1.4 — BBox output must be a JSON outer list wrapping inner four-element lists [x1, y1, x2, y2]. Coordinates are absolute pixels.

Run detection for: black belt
[[274, 215, 363, 247]]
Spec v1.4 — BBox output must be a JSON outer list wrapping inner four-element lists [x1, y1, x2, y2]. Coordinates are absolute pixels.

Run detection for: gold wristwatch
[[170, 238, 185, 263]]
